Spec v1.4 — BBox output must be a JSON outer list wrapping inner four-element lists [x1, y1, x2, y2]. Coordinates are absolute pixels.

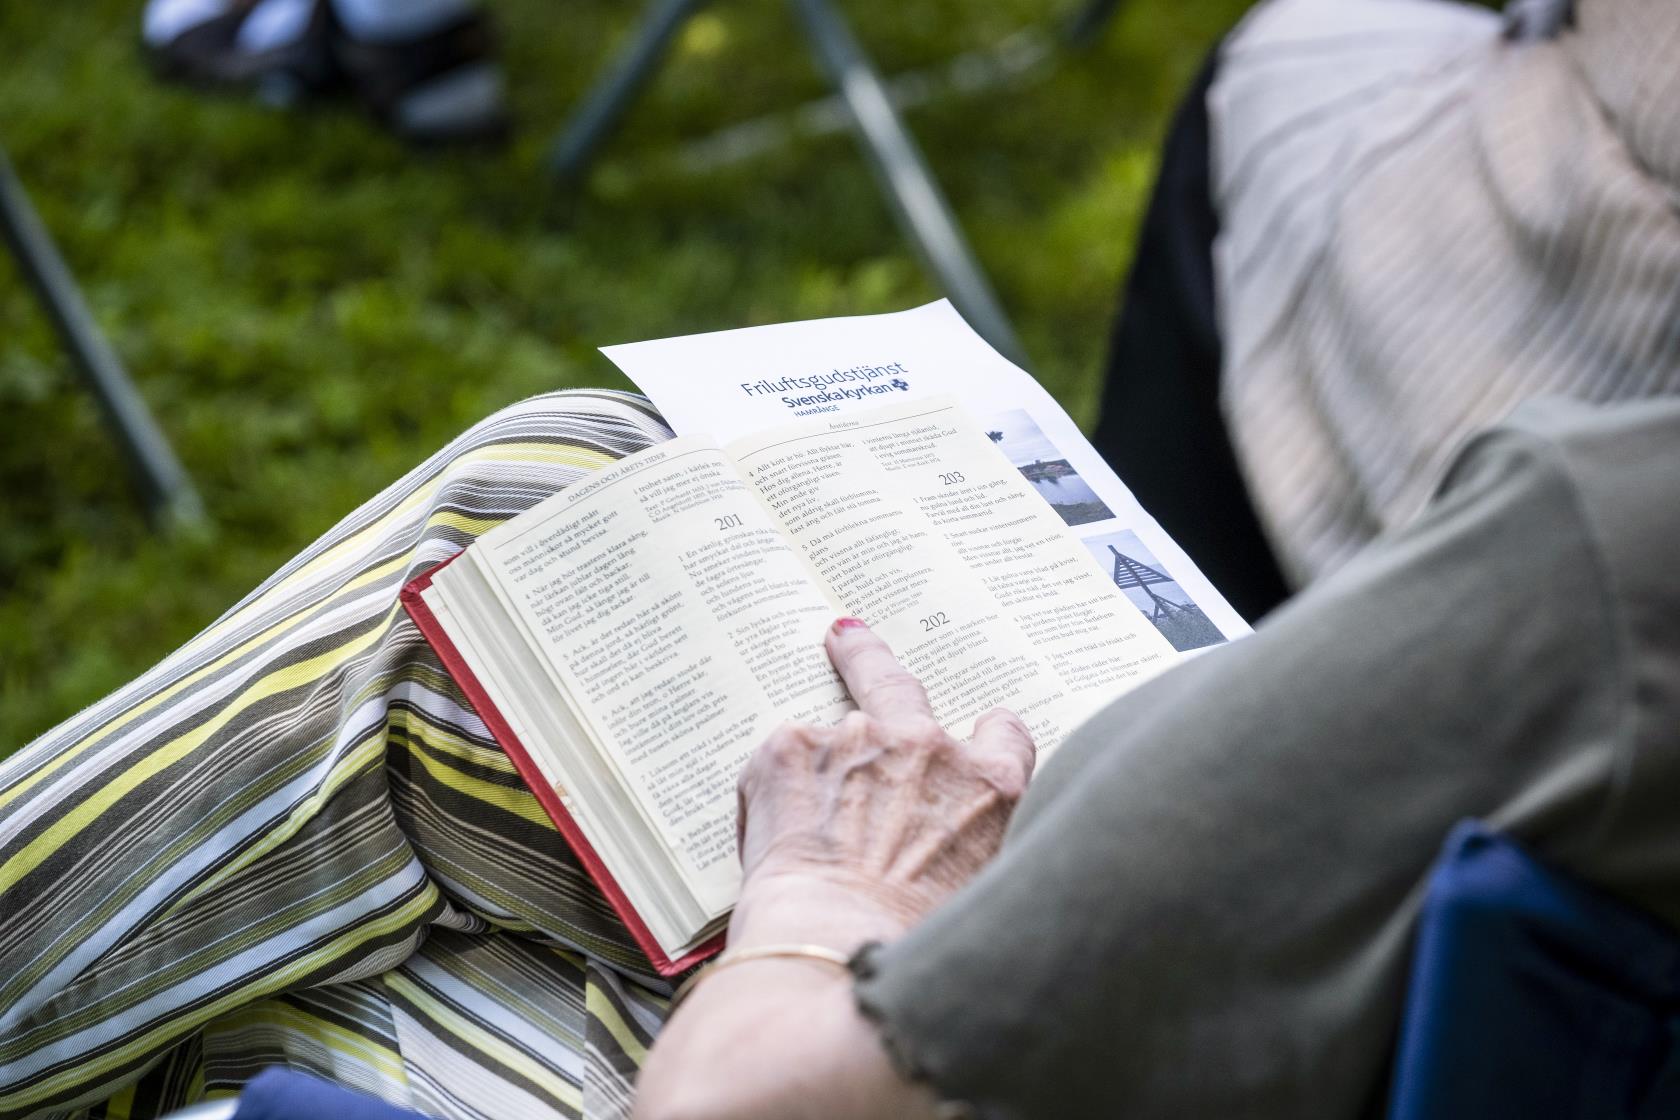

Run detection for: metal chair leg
[[546, 0, 1029, 368], [0, 146, 206, 530], [547, 0, 710, 180], [787, 0, 1028, 367], [1064, 0, 1126, 48]]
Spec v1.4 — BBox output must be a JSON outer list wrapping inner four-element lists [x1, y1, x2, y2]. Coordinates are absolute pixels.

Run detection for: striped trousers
[[0, 393, 678, 1120]]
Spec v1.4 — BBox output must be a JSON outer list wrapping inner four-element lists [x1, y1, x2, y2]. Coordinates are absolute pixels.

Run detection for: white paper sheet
[[602, 300, 1252, 645]]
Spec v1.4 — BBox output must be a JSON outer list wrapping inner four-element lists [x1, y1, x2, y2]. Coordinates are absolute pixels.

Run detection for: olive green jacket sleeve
[[853, 397, 1680, 1120]]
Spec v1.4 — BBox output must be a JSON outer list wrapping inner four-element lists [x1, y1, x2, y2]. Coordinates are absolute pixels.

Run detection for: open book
[[404, 306, 1247, 976]]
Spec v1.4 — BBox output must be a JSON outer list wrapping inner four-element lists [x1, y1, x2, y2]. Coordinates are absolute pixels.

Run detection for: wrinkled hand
[[636, 620, 1037, 1120], [729, 618, 1038, 951]]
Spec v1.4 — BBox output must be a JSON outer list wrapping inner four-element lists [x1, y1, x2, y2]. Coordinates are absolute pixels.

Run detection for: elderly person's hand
[[731, 617, 1037, 952], [633, 617, 1037, 1120]]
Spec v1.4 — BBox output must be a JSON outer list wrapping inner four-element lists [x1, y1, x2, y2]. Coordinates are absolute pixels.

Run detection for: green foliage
[[0, 0, 1246, 750]]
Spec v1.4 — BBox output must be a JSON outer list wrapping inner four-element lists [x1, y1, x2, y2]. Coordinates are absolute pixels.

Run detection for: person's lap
[[0, 391, 674, 1120]]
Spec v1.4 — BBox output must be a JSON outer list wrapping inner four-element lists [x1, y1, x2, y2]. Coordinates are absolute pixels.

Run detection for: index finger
[[825, 618, 935, 723]]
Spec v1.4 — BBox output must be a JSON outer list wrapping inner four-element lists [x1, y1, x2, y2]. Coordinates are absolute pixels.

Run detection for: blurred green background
[[0, 0, 1245, 750]]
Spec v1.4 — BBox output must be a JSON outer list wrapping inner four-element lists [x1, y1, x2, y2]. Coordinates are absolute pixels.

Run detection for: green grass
[[0, 0, 1245, 751]]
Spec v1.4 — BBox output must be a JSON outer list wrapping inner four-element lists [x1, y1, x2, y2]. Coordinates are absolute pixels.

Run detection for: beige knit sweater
[[1210, 0, 1680, 586]]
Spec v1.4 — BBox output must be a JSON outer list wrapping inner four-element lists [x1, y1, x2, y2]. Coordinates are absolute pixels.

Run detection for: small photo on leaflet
[[984, 409, 1115, 527], [1082, 529, 1226, 653]]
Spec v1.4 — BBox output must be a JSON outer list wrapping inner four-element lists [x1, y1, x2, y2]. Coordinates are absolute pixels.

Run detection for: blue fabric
[[1388, 822, 1680, 1120], [232, 1068, 435, 1120]]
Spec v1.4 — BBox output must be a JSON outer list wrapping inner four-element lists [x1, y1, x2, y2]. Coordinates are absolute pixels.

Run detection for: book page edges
[[400, 556, 725, 979]]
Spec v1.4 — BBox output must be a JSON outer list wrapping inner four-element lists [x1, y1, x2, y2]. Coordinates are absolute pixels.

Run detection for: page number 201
[[715, 514, 744, 530]]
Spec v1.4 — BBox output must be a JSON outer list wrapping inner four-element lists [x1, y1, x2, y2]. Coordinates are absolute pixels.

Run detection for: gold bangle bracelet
[[669, 943, 852, 1012]]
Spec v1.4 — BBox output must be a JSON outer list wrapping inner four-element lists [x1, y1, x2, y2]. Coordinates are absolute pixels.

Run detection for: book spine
[[400, 561, 724, 979]]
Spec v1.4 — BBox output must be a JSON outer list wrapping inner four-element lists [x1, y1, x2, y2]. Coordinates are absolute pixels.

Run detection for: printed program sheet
[[603, 301, 1252, 653]]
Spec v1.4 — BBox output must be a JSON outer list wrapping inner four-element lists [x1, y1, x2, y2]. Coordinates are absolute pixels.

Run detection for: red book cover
[[401, 554, 725, 979]]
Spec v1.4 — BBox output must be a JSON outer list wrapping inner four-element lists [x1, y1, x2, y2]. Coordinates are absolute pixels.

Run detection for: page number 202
[[920, 611, 950, 632]]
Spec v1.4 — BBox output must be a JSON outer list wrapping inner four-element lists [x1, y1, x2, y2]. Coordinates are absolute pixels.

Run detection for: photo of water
[[984, 409, 1115, 527], [1027, 470, 1103, 509]]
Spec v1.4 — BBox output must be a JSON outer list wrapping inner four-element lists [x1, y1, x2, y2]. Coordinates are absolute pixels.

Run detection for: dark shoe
[[328, 8, 510, 146], [145, 0, 338, 107], [145, 0, 509, 145]]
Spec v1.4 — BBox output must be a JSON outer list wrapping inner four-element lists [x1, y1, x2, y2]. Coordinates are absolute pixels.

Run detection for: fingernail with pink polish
[[833, 617, 868, 631]]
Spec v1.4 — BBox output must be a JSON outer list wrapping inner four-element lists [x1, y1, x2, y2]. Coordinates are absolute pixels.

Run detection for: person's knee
[[424, 389, 672, 509]]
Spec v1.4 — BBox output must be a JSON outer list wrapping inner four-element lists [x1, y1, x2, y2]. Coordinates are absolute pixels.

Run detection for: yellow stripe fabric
[[0, 393, 676, 1120]]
